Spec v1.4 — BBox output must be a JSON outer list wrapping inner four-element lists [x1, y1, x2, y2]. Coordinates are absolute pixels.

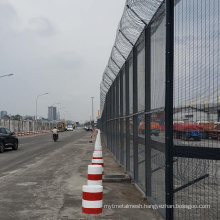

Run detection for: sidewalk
[[61, 130, 162, 220]]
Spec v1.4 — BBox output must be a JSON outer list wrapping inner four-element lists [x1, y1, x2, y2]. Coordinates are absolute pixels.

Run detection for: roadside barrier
[[89, 134, 93, 143], [95, 141, 101, 146], [95, 135, 101, 143], [82, 129, 103, 215], [92, 159, 104, 166], [92, 159, 104, 174], [89, 129, 93, 143], [95, 133, 101, 143], [93, 151, 103, 159], [94, 145, 102, 151], [82, 185, 103, 214], [15, 130, 52, 137], [87, 165, 102, 185]]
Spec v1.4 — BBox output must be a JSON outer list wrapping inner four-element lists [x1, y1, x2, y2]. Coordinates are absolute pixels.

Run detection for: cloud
[[27, 17, 58, 37], [0, 2, 18, 32], [0, 0, 126, 121], [52, 50, 85, 71]]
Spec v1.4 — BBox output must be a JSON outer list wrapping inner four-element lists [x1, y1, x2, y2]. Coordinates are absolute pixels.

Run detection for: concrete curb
[[103, 174, 131, 182]]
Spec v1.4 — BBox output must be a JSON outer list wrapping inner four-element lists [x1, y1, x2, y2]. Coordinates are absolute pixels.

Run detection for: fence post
[[106, 91, 109, 150], [110, 86, 113, 153], [133, 46, 138, 181], [125, 60, 130, 172], [112, 81, 116, 155], [145, 26, 152, 196], [165, 0, 174, 219], [120, 70, 124, 165], [116, 76, 120, 160]]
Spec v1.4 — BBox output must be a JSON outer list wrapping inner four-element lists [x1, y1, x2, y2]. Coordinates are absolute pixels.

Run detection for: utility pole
[[91, 97, 94, 121], [36, 93, 48, 121]]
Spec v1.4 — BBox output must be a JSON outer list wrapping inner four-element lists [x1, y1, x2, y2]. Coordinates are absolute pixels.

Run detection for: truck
[[57, 120, 66, 132], [150, 122, 161, 136], [207, 124, 220, 139], [196, 122, 214, 139], [173, 123, 203, 141], [196, 122, 220, 139], [138, 122, 161, 136]]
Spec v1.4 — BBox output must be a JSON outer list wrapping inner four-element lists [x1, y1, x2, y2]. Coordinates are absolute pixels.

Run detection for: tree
[[14, 114, 22, 120], [3, 115, 10, 119]]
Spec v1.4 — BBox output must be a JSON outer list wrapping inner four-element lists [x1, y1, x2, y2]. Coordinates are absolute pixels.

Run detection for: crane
[[203, 88, 220, 107]]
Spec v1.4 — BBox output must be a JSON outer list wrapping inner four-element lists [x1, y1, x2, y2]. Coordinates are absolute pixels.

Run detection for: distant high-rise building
[[57, 111, 60, 121], [22, 115, 35, 120], [1, 111, 7, 117], [48, 106, 57, 121]]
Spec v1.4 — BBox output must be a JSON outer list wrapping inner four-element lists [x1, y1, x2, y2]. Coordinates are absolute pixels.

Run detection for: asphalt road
[[0, 128, 89, 220]]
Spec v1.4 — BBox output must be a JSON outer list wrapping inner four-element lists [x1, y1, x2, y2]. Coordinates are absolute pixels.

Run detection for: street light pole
[[58, 107, 65, 121], [0, 74, 13, 78], [91, 97, 94, 121], [36, 93, 49, 120], [64, 112, 69, 121]]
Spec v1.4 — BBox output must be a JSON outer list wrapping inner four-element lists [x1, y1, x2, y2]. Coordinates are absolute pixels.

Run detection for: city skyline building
[[0, 111, 7, 117], [48, 106, 57, 121]]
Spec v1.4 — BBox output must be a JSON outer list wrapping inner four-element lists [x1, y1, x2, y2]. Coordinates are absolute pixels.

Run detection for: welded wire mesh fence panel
[[129, 116, 134, 177], [100, 0, 166, 218], [148, 3, 166, 217], [99, 0, 220, 219], [173, 0, 220, 219], [112, 82, 116, 156], [120, 68, 125, 167], [122, 118, 126, 168], [138, 113, 145, 190]]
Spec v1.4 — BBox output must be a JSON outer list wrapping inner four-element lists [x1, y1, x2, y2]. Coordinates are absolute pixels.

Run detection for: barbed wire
[[100, 0, 164, 114]]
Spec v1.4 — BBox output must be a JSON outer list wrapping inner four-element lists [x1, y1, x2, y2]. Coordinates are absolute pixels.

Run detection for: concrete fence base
[[0, 118, 56, 134]]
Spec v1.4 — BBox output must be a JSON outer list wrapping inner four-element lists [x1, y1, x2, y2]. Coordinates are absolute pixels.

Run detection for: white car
[[67, 125, 73, 131]]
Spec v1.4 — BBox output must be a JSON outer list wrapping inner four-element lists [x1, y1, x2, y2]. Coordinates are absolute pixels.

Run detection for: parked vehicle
[[196, 122, 220, 139], [151, 122, 161, 136], [67, 124, 73, 131], [138, 122, 161, 136], [85, 125, 92, 131], [53, 133, 58, 141], [196, 122, 214, 139], [0, 127, 19, 153], [173, 123, 203, 141], [206, 124, 220, 140]]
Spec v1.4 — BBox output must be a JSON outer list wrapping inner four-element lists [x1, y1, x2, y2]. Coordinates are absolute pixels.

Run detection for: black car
[[0, 127, 19, 153]]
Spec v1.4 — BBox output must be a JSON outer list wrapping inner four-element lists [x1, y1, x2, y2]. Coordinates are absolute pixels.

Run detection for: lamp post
[[0, 74, 13, 78], [61, 111, 69, 120], [91, 97, 94, 121], [64, 112, 69, 121], [36, 92, 48, 120], [58, 107, 65, 120]]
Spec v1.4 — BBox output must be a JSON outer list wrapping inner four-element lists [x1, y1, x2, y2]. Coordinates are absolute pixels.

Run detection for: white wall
[[0, 118, 56, 132]]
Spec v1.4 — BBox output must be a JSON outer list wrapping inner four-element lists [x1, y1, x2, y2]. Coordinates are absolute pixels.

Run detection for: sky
[[0, 0, 126, 122]]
